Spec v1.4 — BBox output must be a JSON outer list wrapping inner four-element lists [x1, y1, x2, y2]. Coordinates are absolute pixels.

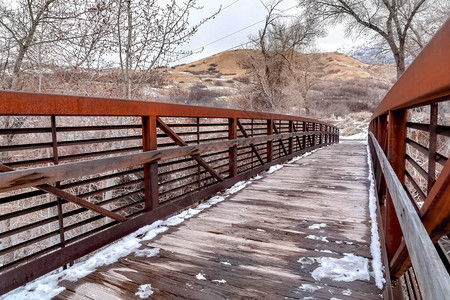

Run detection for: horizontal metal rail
[[368, 133, 450, 299]]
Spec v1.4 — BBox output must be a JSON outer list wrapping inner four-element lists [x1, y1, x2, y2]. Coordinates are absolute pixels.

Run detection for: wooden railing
[[368, 18, 450, 299], [0, 91, 338, 295]]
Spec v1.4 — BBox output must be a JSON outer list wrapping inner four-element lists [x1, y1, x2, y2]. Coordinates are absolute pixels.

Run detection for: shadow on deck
[[55, 141, 383, 300]]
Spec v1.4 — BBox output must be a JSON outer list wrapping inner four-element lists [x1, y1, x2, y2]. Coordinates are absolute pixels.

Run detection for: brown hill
[[157, 49, 396, 117]]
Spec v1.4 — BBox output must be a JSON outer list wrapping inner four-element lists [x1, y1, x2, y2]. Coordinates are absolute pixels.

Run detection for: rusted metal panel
[[372, 19, 450, 119]]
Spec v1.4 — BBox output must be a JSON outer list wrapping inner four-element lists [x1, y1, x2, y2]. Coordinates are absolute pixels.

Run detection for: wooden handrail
[[0, 130, 326, 193], [369, 133, 450, 299]]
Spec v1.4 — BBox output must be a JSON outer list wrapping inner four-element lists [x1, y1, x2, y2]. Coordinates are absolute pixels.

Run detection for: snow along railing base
[[0, 90, 338, 295], [368, 133, 450, 299]]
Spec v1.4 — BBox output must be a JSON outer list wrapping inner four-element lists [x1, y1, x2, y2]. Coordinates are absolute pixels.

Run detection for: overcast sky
[[175, 0, 352, 65]]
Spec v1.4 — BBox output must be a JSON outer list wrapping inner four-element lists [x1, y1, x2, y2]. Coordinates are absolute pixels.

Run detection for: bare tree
[[113, 0, 220, 99], [406, 0, 450, 58], [0, 0, 57, 89], [299, 0, 449, 78], [241, 0, 320, 112], [0, 0, 113, 91]]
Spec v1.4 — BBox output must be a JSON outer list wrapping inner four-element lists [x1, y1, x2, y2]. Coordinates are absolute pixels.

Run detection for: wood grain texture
[[55, 142, 384, 299]]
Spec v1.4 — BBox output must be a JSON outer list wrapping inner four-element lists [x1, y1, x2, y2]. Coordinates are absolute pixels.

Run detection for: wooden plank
[[53, 142, 382, 299], [0, 164, 127, 222], [369, 132, 450, 299], [0, 133, 316, 192]]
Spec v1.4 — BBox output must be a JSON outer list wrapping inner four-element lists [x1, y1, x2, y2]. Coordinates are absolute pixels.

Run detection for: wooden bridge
[[0, 18, 449, 300]]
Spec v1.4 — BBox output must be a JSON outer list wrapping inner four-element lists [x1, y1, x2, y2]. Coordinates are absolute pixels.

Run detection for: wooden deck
[[55, 141, 383, 299]]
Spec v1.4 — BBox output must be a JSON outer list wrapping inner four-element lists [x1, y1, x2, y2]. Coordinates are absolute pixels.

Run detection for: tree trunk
[[125, 0, 133, 100]]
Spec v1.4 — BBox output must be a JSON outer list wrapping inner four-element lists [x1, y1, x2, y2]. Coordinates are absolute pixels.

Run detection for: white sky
[[175, 0, 353, 65]]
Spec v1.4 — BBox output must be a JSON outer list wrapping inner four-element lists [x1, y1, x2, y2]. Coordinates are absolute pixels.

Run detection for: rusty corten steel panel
[[372, 18, 450, 119], [0, 90, 332, 126]]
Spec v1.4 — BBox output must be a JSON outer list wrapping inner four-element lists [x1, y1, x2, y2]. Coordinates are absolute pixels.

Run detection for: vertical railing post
[[288, 120, 293, 154], [319, 124, 322, 145], [267, 119, 273, 162], [376, 115, 388, 222], [228, 118, 237, 177], [251, 119, 254, 169], [197, 117, 201, 189], [51, 116, 66, 252], [312, 123, 316, 147], [427, 103, 438, 193], [142, 116, 159, 212], [302, 121, 307, 149], [385, 109, 407, 261], [327, 126, 330, 144], [377, 115, 388, 152]]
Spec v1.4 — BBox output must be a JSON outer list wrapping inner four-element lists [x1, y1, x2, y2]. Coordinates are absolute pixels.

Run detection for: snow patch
[[298, 283, 322, 292], [256, 228, 266, 232], [366, 144, 386, 289], [314, 249, 333, 254], [297, 257, 315, 265], [196, 273, 206, 280], [267, 164, 283, 173], [311, 253, 370, 282], [220, 261, 231, 266], [135, 284, 154, 298], [342, 289, 352, 296], [306, 235, 329, 242], [134, 247, 160, 258], [308, 223, 326, 230], [212, 279, 227, 284]]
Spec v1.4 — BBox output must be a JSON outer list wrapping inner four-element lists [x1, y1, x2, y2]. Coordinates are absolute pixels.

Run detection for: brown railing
[[368, 19, 450, 299], [0, 91, 338, 294]]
